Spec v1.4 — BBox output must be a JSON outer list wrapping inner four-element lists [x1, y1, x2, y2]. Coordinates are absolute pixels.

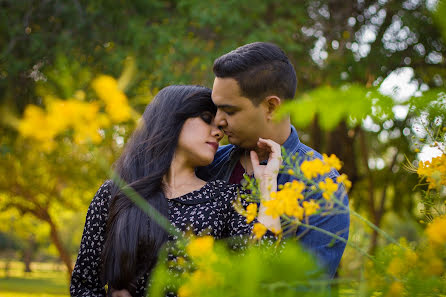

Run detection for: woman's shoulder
[[90, 180, 114, 208]]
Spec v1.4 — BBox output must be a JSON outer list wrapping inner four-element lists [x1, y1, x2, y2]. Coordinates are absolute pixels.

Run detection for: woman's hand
[[250, 138, 282, 234], [250, 138, 282, 181]]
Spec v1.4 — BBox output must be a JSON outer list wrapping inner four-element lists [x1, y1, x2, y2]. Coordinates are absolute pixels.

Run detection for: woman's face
[[176, 112, 223, 167]]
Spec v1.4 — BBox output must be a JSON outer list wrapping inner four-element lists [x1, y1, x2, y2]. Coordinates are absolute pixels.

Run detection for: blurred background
[[0, 0, 445, 296]]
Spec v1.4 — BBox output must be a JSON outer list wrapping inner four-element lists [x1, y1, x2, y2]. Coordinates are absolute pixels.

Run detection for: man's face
[[212, 77, 267, 149]]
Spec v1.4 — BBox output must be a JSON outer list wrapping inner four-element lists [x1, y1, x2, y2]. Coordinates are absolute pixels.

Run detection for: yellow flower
[[264, 180, 306, 219], [318, 178, 338, 200], [300, 158, 331, 179], [417, 154, 446, 190], [302, 200, 320, 216], [404, 249, 418, 265], [336, 173, 352, 190], [291, 205, 304, 221], [263, 198, 283, 218], [386, 281, 404, 297], [18, 104, 59, 142], [246, 203, 257, 223], [186, 236, 214, 259], [425, 215, 446, 246], [387, 258, 404, 277], [322, 154, 342, 170], [287, 169, 294, 175], [253, 223, 267, 239], [178, 284, 193, 297], [92, 75, 132, 123]]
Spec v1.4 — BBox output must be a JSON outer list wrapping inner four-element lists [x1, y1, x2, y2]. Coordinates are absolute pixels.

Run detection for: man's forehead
[[212, 77, 249, 107]]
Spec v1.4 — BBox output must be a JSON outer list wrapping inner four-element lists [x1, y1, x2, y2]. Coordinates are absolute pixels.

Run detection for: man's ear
[[264, 96, 281, 120]]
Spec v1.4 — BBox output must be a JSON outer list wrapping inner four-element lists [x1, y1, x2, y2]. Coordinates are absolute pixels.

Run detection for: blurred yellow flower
[[322, 154, 342, 170], [425, 215, 446, 246], [318, 178, 338, 200], [18, 105, 59, 142], [92, 75, 132, 123], [336, 173, 352, 190], [386, 258, 404, 277], [417, 154, 446, 190], [246, 203, 257, 223], [186, 236, 214, 259], [300, 158, 331, 179], [264, 180, 306, 219], [178, 284, 193, 297], [302, 200, 320, 216], [386, 281, 404, 297], [253, 222, 267, 239]]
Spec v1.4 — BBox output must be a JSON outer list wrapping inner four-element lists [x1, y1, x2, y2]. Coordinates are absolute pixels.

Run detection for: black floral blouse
[[70, 179, 256, 297]]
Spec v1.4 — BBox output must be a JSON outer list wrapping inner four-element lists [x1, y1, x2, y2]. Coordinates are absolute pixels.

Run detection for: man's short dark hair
[[213, 42, 297, 104]]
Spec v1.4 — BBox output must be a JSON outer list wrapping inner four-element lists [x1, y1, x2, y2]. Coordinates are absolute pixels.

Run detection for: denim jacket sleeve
[[279, 126, 350, 278]]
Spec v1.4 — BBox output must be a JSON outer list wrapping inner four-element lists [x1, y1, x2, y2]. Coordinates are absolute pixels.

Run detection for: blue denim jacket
[[196, 125, 350, 278]]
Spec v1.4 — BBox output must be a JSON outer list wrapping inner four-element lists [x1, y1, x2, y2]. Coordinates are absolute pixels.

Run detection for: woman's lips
[[207, 142, 218, 151]]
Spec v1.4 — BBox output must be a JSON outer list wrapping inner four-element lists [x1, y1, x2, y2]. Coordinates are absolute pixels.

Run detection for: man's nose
[[215, 109, 227, 128], [211, 125, 223, 141]]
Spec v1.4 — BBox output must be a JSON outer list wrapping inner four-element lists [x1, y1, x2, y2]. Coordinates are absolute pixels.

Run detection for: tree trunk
[[310, 115, 323, 152], [358, 129, 380, 254], [47, 217, 73, 277], [327, 121, 359, 185]]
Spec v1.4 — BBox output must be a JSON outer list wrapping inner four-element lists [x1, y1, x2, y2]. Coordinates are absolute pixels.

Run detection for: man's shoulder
[[215, 144, 235, 160]]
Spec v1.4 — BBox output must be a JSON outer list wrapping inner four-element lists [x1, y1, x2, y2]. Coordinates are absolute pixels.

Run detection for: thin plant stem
[[331, 195, 401, 247], [297, 222, 374, 260], [109, 171, 183, 239]]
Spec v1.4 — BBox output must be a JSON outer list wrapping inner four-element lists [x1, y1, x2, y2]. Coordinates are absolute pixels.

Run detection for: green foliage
[[279, 84, 396, 130], [150, 240, 329, 297], [434, 0, 446, 42]]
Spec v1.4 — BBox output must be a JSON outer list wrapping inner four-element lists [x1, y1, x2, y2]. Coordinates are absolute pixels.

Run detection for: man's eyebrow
[[216, 104, 238, 109]]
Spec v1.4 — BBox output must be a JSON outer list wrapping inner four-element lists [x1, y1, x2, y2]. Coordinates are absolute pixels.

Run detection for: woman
[[70, 85, 281, 297]]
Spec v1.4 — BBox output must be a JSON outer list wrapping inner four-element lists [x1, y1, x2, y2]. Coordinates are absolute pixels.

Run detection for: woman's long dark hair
[[102, 85, 216, 294]]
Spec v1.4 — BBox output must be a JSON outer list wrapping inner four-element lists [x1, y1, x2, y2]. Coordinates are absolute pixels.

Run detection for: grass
[[0, 260, 69, 297]]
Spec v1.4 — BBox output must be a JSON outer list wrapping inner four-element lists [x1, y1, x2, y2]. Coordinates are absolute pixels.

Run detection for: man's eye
[[225, 111, 235, 116]]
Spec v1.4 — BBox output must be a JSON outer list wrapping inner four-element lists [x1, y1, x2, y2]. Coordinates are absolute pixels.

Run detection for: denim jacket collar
[[282, 125, 301, 155]]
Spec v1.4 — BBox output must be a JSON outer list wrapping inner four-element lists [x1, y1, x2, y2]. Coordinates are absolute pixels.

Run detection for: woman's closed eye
[[200, 112, 214, 124]]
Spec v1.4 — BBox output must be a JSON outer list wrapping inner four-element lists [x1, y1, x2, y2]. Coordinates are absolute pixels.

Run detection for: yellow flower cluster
[[261, 180, 322, 225], [425, 215, 446, 246], [179, 236, 221, 297], [318, 178, 339, 200], [18, 97, 106, 150], [336, 173, 352, 190], [186, 235, 215, 259], [253, 222, 267, 239], [18, 75, 133, 150], [300, 154, 342, 179], [264, 180, 306, 219], [246, 203, 257, 223], [417, 154, 446, 190], [91, 75, 132, 123]]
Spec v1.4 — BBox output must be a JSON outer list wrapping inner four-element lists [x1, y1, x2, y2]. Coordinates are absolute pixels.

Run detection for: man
[[197, 42, 350, 278]]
